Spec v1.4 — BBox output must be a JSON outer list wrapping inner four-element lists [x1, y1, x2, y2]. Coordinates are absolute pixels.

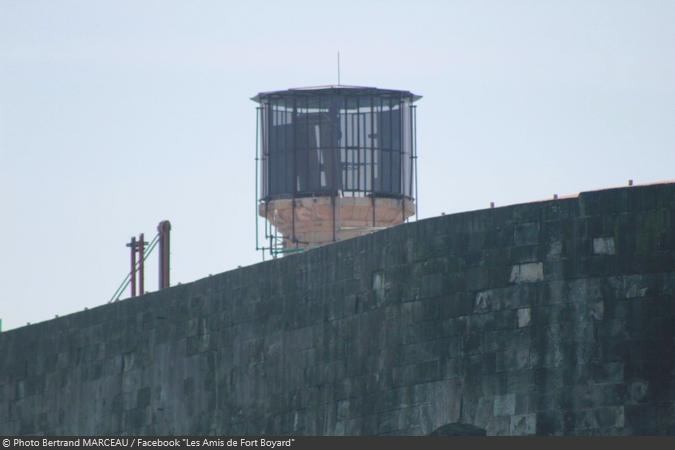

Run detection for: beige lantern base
[[259, 196, 415, 250]]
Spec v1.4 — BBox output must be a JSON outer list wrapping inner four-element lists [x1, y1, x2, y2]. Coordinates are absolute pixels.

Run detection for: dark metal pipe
[[158, 220, 171, 289]]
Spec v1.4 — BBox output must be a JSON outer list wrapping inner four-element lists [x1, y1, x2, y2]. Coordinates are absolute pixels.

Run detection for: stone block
[[418, 320, 444, 342], [494, 393, 515, 417], [486, 416, 510, 436], [564, 406, 626, 433], [593, 237, 616, 255], [399, 341, 442, 366], [590, 362, 625, 385], [506, 370, 535, 394], [510, 413, 536, 435], [624, 405, 656, 436], [546, 241, 563, 260], [514, 392, 537, 415], [122, 370, 143, 394], [510, 263, 544, 284], [337, 398, 364, 421], [514, 223, 540, 246], [440, 294, 473, 318], [496, 349, 530, 373], [420, 273, 443, 298], [536, 410, 563, 435], [442, 358, 465, 379], [461, 330, 483, 356], [465, 267, 487, 291], [493, 227, 515, 248], [510, 245, 540, 264], [473, 396, 495, 430], [377, 406, 418, 434], [517, 308, 531, 328], [136, 387, 151, 409], [415, 361, 443, 384]]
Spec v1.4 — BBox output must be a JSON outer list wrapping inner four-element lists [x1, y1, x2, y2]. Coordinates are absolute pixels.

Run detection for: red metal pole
[[139, 233, 145, 296], [158, 221, 171, 290], [129, 236, 137, 297]]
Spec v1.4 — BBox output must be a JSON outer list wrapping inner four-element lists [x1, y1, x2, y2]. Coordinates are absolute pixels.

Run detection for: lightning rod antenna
[[337, 52, 340, 85]]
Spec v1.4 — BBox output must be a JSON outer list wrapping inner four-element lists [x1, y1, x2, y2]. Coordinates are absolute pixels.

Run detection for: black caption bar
[[3, 438, 295, 448], [1, 436, 672, 450]]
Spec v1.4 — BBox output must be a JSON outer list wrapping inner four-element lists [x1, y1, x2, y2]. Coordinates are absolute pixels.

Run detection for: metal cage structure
[[253, 85, 421, 256]]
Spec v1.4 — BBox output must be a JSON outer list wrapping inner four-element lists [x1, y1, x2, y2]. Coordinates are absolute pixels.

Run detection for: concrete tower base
[[259, 196, 415, 250]]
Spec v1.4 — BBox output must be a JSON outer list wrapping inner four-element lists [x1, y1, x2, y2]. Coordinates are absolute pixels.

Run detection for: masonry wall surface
[[2, 183, 675, 436]]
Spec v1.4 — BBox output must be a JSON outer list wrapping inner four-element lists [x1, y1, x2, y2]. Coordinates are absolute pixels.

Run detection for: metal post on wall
[[413, 104, 418, 219], [138, 233, 145, 295], [126, 234, 147, 297], [158, 220, 171, 290], [127, 236, 137, 297], [110, 225, 164, 303], [370, 95, 376, 228], [291, 96, 297, 251], [255, 105, 267, 261]]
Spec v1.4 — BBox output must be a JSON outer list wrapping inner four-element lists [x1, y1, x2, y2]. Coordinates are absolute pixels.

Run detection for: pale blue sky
[[1, 0, 674, 331]]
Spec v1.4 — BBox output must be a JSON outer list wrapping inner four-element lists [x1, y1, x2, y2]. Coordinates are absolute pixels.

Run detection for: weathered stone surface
[[2, 183, 675, 435], [510, 263, 544, 284], [593, 237, 616, 255]]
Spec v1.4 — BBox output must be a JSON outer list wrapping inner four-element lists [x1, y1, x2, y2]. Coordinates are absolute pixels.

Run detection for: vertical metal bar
[[413, 105, 418, 218], [330, 94, 335, 192], [330, 93, 336, 243], [255, 106, 261, 251], [305, 96, 310, 195], [165, 222, 170, 288], [342, 96, 346, 193], [337, 189, 342, 241], [130, 236, 137, 297], [164, 224, 170, 288], [344, 98, 347, 191], [355, 101, 359, 193], [268, 101, 275, 255], [331, 192, 336, 243], [138, 234, 144, 294], [291, 95, 297, 248], [351, 112, 356, 193], [273, 102, 278, 196], [158, 221, 171, 289], [370, 95, 376, 227], [286, 103, 292, 194], [262, 103, 268, 200], [273, 209, 278, 258], [139, 233, 145, 295], [388, 96, 393, 193], [399, 97, 405, 221], [319, 93, 323, 192], [262, 104, 271, 258], [408, 103, 415, 199], [356, 96, 361, 193], [158, 225, 164, 289]]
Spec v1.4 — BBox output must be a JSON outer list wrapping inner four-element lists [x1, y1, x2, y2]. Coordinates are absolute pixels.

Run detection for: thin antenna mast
[[337, 52, 340, 85]]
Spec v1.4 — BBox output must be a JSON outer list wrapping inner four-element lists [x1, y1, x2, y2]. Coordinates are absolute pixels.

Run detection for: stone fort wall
[[1, 183, 675, 435]]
